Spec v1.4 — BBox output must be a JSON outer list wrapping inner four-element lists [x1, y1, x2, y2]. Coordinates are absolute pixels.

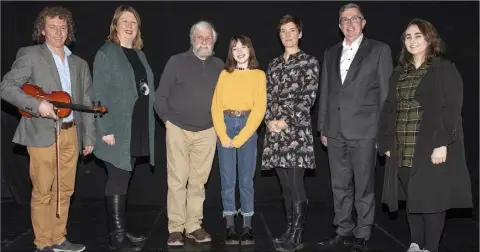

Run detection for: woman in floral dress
[[261, 14, 319, 252]]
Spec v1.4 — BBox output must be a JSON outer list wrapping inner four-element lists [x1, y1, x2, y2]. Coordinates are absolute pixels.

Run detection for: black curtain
[[1, 2, 478, 219]]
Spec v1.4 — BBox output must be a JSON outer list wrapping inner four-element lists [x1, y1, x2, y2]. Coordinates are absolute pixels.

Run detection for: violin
[[19, 83, 108, 118]]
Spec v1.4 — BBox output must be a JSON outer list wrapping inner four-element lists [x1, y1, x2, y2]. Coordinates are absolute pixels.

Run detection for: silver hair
[[339, 3, 364, 19], [189, 20, 218, 44]]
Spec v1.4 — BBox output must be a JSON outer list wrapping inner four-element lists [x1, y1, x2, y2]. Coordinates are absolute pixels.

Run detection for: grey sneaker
[[52, 240, 86, 252]]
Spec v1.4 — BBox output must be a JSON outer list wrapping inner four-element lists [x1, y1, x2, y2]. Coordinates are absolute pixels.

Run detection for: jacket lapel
[[67, 56, 77, 102], [136, 51, 154, 98], [343, 37, 369, 86], [334, 44, 343, 85], [414, 58, 440, 103], [39, 44, 62, 90]]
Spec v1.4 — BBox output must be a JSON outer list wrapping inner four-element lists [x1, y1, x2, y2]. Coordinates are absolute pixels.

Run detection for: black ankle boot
[[107, 195, 142, 252], [276, 200, 308, 252], [225, 226, 239, 245], [241, 227, 255, 245], [273, 198, 293, 244]]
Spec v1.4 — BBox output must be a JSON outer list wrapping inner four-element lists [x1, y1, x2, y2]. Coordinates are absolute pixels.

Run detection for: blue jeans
[[217, 115, 257, 217]]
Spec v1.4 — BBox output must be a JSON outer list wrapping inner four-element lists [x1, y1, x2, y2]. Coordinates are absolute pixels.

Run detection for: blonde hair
[[106, 5, 143, 49]]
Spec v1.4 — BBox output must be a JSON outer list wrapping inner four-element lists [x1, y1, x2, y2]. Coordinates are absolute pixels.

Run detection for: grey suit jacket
[[0, 43, 96, 149], [317, 37, 393, 140]]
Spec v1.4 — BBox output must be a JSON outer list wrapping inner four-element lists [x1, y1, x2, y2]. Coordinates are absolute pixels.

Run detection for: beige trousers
[[27, 126, 79, 248], [165, 121, 217, 234]]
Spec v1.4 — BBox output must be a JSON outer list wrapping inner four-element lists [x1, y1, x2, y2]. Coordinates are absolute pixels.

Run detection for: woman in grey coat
[[92, 5, 155, 252]]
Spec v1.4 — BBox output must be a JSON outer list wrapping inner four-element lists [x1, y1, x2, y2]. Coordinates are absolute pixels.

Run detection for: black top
[[122, 47, 149, 157]]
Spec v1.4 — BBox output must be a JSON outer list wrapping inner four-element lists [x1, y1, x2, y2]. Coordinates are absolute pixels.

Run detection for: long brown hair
[[106, 5, 144, 49], [224, 35, 260, 73], [399, 18, 445, 67], [32, 6, 75, 45]]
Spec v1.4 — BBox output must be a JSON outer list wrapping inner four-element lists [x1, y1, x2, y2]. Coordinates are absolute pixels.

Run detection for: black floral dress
[[261, 51, 319, 170]]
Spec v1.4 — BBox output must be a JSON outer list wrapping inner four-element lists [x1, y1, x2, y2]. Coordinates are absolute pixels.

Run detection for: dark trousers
[[398, 168, 446, 252], [276, 168, 306, 202], [327, 131, 376, 240], [105, 157, 136, 196]]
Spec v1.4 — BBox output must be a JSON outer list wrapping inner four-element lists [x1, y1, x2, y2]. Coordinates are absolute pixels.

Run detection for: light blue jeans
[[217, 114, 257, 217]]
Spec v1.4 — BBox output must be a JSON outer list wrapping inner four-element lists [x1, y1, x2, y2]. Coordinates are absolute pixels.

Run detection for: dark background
[[1, 1, 478, 218]]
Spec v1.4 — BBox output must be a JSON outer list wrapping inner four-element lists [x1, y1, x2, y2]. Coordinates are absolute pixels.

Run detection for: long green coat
[[92, 42, 155, 171]]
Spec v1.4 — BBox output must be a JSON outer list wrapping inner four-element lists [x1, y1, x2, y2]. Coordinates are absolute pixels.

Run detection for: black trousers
[[104, 157, 136, 196], [276, 168, 306, 202], [398, 168, 446, 252]]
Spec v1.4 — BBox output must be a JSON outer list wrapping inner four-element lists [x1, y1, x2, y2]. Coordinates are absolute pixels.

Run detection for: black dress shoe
[[350, 238, 368, 252], [317, 234, 354, 246], [225, 226, 239, 245], [241, 227, 255, 245]]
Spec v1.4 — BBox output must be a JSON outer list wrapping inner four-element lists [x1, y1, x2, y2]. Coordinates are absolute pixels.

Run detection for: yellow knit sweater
[[211, 69, 267, 148]]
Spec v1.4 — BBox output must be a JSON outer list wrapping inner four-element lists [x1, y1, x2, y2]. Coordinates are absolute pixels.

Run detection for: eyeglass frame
[[339, 15, 364, 25]]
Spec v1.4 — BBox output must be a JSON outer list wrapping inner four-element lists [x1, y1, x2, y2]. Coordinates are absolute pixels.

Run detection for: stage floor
[[2, 199, 478, 252]]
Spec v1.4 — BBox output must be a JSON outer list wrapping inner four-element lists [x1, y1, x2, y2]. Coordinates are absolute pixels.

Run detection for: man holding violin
[[0, 6, 95, 252]]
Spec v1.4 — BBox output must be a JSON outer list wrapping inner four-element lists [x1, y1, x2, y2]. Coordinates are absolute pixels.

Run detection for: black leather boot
[[107, 195, 142, 252], [126, 232, 146, 243], [273, 197, 293, 244], [276, 200, 308, 252]]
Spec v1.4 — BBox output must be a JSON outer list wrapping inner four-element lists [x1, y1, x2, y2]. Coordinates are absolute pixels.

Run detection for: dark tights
[[276, 168, 306, 202], [105, 157, 136, 196], [398, 168, 446, 252], [407, 211, 446, 252]]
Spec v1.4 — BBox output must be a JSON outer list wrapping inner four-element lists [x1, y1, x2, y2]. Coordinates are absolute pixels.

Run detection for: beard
[[193, 44, 213, 58]]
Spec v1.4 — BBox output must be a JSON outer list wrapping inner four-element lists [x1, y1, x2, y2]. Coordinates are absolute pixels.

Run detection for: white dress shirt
[[46, 44, 74, 122], [340, 34, 364, 84]]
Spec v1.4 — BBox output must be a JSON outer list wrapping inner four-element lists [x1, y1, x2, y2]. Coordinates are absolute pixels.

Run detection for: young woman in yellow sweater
[[211, 35, 267, 245]]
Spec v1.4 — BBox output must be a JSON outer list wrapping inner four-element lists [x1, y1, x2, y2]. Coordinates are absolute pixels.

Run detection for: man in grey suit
[[317, 3, 393, 252], [0, 6, 95, 252]]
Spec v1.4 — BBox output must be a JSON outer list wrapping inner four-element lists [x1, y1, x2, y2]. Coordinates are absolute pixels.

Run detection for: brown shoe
[[186, 228, 212, 243], [167, 232, 184, 247]]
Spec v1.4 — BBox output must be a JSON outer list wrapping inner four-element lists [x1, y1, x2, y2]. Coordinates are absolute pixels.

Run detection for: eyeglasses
[[339, 16, 363, 25]]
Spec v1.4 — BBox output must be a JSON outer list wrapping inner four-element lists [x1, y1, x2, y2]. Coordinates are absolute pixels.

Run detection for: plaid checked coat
[[377, 57, 472, 213]]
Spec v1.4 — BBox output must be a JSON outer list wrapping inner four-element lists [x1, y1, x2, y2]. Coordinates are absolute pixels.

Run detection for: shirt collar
[[342, 34, 364, 49], [45, 43, 72, 58]]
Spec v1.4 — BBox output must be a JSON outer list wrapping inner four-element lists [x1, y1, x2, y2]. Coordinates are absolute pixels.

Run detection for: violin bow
[[54, 110, 61, 217]]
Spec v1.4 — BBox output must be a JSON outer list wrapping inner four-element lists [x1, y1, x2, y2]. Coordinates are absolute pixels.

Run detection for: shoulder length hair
[[399, 18, 445, 66], [106, 5, 143, 49], [32, 6, 75, 45], [225, 35, 260, 73]]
